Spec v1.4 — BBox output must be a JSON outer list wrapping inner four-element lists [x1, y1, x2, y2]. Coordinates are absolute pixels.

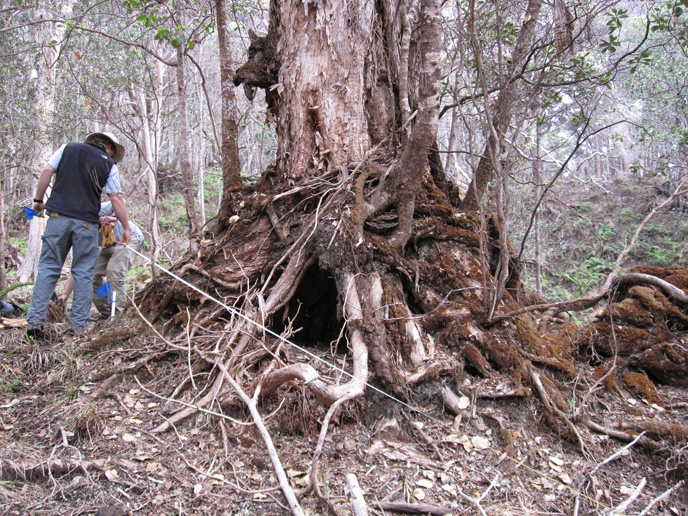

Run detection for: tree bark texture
[[459, 0, 544, 212], [176, 40, 199, 237], [275, 0, 380, 180], [211, 0, 243, 233], [235, 0, 415, 182], [0, 174, 6, 294], [18, 1, 73, 281]]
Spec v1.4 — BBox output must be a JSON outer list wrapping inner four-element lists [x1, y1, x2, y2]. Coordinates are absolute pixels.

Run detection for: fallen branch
[[375, 501, 455, 515], [89, 350, 172, 383], [637, 480, 684, 516], [346, 474, 368, 516], [456, 472, 499, 516], [607, 477, 645, 515], [585, 419, 661, 450], [211, 357, 305, 516], [616, 420, 688, 441], [400, 410, 445, 462], [299, 392, 359, 514], [531, 369, 586, 454], [589, 432, 646, 476], [1, 457, 110, 482]]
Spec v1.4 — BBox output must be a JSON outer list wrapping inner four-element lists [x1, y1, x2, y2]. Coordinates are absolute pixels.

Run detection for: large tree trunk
[[138, 0, 617, 456], [273, 0, 380, 180], [146, 0, 445, 402]]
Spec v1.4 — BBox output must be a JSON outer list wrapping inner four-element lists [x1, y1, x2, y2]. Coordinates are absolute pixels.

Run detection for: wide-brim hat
[[85, 131, 125, 163]]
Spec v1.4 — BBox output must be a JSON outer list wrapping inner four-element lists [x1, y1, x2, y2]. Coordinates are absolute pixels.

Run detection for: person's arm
[[57, 273, 74, 306], [32, 164, 56, 214], [107, 192, 131, 245]]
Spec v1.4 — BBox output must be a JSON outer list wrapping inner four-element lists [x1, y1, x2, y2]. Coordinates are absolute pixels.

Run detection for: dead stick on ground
[[455, 473, 500, 516], [637, 480, 684, 516], [401, 409, 444, 462], [210, 357, 305, 516], [346, 473, 368, 516], [585, 419, 660, 450], [300, 393, 358, 515], [375, 501, 455, 515], [591, 431, 646, 476], [608, 477, 645, 515]]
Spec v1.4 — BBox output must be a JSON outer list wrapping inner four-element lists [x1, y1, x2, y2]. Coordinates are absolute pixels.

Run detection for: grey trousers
[[92, 239, 142, 316], [27, 215, 99, 330]]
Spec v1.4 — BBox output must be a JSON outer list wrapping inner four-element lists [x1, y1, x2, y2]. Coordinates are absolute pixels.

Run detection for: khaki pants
[[92, 239, 142, 316]]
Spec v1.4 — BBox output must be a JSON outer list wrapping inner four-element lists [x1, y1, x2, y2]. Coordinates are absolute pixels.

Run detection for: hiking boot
[[65, 327, 86, 337], [25, 324, 45, 340], [91, 313, 109, 322]]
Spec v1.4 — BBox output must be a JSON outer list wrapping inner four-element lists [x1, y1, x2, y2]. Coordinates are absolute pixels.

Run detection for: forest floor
[[0, 310, 687, 516]]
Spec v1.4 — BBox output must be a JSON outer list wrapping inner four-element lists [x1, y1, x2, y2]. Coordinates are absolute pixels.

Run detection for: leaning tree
[[138, 0, 688, 488]]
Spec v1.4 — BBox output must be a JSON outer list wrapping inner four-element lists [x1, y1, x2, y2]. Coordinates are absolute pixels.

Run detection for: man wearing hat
[[26, 131, 131, 337]]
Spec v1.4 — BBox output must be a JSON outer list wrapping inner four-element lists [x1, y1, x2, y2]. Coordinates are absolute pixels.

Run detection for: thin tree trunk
[[534, 118, 542, 296], [387, 0, 442, 248], [18, 0, 74, 281], [0, 174, 6, 296], [444, 106, 459, 181], [176, 41, 199, 238], [210, 0, 242, 234], [130, 83, 162, 260], [459, 0, 544, 212]]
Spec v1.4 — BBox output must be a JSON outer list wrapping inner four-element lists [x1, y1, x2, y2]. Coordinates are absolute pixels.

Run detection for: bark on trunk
[[210, 0, 243, 234], [274, 0, 379, 180], [18, 1, 74, 281], [176, 38, 199, 238], [459, 0, 544, 212], [0, 174, 6, 294]]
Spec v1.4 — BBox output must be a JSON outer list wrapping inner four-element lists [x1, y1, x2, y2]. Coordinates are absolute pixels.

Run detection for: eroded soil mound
[[579, 266, 688, 401]]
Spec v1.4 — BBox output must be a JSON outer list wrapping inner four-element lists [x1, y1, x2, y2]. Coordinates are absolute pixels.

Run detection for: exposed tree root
[[584, 418, 662, 450], [135, 135, 688, 474], [0, 457, 120, 482], [212, 356, 306, 516], [616, 420, 688, 442]]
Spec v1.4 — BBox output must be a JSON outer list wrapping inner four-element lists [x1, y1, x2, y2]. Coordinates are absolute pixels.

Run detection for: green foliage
[[158, 194, 190, 233], [0, 370, 23, 395], [562, 255, 611, 297], [600, 8, 629, 53], [618, 207, 637, 225], [597, 223, 615, 241], [571, 111, 590, 128], [639, 239, 683, 266], [573, 201, 591, 213], [127, 264, 152, 284], [629, 48, 653, 74]]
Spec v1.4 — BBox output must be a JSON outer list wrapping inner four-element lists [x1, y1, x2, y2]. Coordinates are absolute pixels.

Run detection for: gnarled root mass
[[137, 170, 688, 472]]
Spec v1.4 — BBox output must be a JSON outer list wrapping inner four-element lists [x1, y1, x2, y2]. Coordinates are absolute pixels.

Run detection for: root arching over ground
[[138, 162, 688, 464], [3, 169, 688, 514]]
